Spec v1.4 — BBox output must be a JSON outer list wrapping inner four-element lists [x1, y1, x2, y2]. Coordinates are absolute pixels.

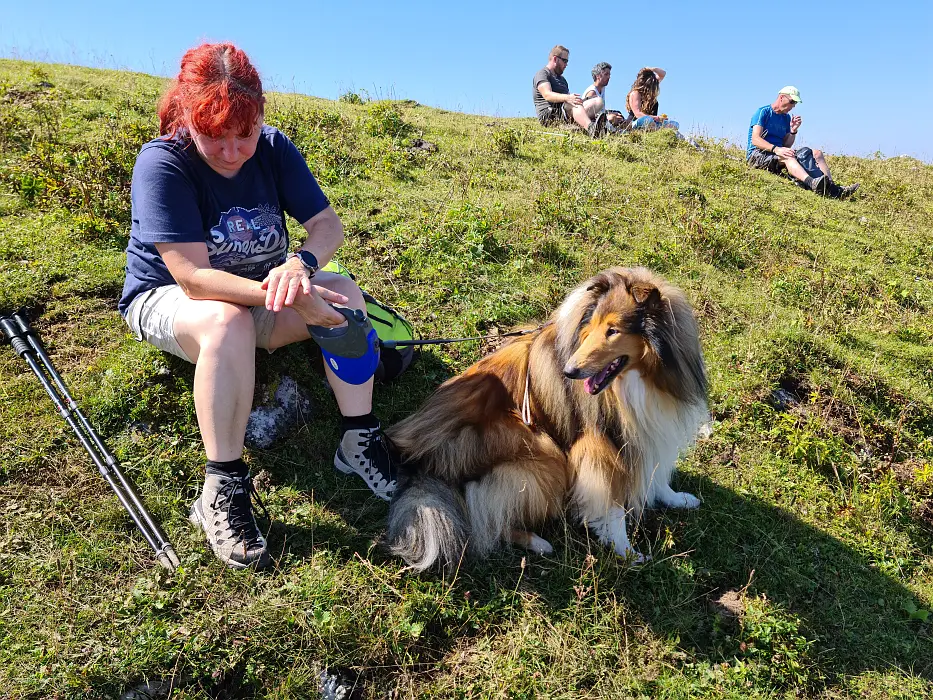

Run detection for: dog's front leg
[[587, 506, 647, 563], [570, 432, 647, 563]]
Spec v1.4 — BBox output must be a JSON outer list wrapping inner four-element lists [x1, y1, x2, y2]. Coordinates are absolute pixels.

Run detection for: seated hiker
[[582, 62, 628, 130], [118, 42, 397, 571], [747, 86, 859, 199], [533, 45, 607, 138], [625, 67, 679, 131]]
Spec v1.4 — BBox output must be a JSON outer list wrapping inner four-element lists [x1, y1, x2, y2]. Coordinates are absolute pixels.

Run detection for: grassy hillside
[[0, 59, 931, 699]]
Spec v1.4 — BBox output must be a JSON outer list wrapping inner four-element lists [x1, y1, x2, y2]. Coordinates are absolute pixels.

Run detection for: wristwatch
[[287, 250, 319, 276]]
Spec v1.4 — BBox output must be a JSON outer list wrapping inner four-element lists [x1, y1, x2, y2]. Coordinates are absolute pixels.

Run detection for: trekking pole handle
[[0, 317, 31, 357]]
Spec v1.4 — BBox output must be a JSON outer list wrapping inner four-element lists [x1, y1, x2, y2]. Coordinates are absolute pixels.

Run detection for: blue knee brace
[[307, 306, 380, 385]]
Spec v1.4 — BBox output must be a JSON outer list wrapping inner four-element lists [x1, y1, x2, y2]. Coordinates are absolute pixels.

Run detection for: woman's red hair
[[158, 42, 264, 139]]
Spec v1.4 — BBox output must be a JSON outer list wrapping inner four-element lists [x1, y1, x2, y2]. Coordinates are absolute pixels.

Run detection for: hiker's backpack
[[321, 260, 417, 381]]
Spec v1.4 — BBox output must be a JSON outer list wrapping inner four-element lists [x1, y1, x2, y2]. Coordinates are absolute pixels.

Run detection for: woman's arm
[[156, 242, 265, 305], [156, 241, 345, 324], [298, 206, 344, 266], [629, 90, 649, 119], [261, 205, 344, 312], [649, 67, 666, 81]]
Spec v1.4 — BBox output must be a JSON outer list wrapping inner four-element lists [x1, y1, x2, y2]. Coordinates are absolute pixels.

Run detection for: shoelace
[[210, 473, 271, 544], [356, 429, 397, 485]]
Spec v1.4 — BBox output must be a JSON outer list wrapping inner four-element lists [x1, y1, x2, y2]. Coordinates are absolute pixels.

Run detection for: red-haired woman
[[118, 43, 395, 570]]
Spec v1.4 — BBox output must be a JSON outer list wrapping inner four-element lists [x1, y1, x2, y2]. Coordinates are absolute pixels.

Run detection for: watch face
[[298, 250, 319, 271]]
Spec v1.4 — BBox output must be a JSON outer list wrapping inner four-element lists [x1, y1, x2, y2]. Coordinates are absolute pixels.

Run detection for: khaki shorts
[[124, 285, 277, 363]]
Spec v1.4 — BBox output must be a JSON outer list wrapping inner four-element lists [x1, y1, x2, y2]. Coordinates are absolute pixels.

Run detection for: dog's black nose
[[563, 364, 580, 379]]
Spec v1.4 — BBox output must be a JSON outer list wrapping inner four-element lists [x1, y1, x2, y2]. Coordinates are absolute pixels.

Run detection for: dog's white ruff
[[615, 371, 707, 516]]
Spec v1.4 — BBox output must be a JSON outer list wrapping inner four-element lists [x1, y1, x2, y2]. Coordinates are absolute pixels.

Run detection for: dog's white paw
[[657, 490, 701, 509], [590, 507, 644, 561], [617, 548, 650, 565], [527, 534, 554, 555]]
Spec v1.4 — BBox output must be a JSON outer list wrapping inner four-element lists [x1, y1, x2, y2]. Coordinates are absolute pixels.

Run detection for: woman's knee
[[184, 301, 256, 346], [813, 148, 823, 159], [314, 271, 365, 309]]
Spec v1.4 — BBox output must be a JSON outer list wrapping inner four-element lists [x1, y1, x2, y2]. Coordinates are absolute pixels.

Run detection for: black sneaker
[[587, 111, 608, 139], [839, 183, 860, 199], [189, 470, 272, 570], [334, 425, 397, 501]]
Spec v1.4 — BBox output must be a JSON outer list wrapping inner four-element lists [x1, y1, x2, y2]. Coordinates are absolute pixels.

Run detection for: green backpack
[[321, 260, 417, 381]]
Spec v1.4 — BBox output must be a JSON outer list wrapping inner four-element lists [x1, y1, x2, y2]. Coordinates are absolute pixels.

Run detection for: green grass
[[1, 58, 931, 698]]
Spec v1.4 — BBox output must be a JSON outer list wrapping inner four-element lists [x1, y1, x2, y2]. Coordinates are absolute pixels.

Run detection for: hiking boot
[[334, 424, 397, 501], [189, 469, 272, 570], [838, 182, 860, 199], [810, 175, 831, 196], [587, 112, 608, 139]]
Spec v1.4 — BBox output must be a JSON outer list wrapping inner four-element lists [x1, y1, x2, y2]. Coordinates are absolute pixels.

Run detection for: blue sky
[[2, 1, 931, 160]]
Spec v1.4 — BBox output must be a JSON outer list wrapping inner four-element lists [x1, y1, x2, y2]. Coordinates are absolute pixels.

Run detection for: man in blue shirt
[[747, 86, 858, 199]]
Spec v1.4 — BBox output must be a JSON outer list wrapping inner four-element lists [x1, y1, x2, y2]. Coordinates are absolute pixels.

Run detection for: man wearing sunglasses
[[533, 45, 607, 139]]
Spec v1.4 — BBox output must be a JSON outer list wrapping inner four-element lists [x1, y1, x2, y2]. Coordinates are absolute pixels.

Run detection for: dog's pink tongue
[[585, 366, 610, 395]]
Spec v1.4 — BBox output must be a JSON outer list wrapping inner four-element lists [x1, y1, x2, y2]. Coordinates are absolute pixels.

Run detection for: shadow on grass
[[472, 473, 933, 688]]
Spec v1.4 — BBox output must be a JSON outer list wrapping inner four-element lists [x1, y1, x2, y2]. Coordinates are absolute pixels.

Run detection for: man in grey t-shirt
[[533, 45, 606, 138]]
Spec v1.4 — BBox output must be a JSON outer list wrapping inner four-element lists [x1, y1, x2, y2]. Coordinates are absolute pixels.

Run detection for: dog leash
[[379, 321, 548, 427], [380, 322, 551, 349], [381, 322, 550, 429]]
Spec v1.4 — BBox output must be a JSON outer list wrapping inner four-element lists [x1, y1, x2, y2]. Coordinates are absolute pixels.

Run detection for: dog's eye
[[606, 328, 619, 337]]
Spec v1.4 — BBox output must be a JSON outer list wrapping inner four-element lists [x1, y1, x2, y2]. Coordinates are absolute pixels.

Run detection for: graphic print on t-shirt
[[207, 204, 287, 280]]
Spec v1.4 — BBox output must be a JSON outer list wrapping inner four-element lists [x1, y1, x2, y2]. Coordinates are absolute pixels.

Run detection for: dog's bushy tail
[[387, 473, 470, 572]]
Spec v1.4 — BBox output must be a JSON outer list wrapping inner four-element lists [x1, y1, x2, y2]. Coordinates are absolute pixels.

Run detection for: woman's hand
[[262, 257, 313, 312], [291, 285, 348, 327]]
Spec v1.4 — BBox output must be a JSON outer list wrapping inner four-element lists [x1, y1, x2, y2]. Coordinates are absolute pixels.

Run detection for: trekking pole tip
[[156, 545, 181, 571]]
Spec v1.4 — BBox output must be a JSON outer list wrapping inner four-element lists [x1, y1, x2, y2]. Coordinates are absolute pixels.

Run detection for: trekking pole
[[0, 312, 180, 571]]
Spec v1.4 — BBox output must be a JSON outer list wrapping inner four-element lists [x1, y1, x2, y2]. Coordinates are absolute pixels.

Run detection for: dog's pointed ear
[[631, 284, 662, 308]]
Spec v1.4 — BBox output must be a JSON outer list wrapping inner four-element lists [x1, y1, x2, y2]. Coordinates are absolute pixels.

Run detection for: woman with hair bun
[[119, 43, 396, 570]]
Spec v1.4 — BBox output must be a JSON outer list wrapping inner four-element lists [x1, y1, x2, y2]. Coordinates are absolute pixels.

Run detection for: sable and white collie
[[387, 267, 708, 570]]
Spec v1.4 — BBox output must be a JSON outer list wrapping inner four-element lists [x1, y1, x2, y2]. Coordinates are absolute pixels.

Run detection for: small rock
[[252, 469, 274, 491], [120, 680, 171, 700], [319, 667, 361, 700], [769, 388, 798, 411], [406, 138, 437, 153], [245, 375, 314, 450], [859, 216, 869, 225]]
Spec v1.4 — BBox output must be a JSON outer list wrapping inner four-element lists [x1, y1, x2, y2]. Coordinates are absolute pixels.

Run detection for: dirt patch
[[709, 589, 746, 627]]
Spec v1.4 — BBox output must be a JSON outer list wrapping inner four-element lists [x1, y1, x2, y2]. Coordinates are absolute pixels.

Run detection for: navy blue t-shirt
[[118, 125, 329, 315]]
